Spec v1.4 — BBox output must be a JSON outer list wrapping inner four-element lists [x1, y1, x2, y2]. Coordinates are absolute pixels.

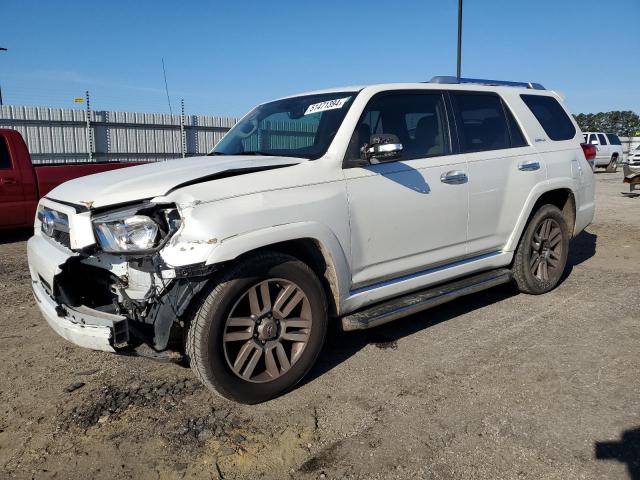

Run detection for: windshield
[[211, 92, 357, 160]]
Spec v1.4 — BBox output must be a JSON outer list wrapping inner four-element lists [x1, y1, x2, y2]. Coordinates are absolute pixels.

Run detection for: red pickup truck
[[0, 128, 138, 229]]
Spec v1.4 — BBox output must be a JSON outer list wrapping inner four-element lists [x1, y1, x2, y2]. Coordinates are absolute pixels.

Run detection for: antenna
[[162, 58, 173, 115]]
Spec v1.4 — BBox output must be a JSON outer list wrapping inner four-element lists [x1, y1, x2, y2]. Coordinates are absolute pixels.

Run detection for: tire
[[512, 205, 570, 295], [186, 251, 328, 404], [606, 155, 618, 173]]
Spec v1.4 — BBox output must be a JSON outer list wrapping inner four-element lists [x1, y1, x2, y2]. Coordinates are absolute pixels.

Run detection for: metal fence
[[0, 104, 238, 164]]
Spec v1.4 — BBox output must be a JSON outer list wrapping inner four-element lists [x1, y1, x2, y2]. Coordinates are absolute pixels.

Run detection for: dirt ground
[[0, 172, 638, 480]]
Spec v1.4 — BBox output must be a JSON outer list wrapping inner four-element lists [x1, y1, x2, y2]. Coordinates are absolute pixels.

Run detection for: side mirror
[[361, 134, 403, 164]]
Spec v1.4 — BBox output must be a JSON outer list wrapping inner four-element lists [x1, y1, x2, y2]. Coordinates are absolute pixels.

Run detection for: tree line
[[573, 111, 640, 137]]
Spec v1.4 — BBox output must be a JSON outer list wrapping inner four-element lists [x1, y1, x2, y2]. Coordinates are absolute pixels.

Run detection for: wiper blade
[[207, 151, 228, 156], [240, 151, 271, 156]]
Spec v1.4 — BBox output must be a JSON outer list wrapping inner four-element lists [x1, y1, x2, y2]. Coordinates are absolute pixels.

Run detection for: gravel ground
[[0, 172, 638, 479]]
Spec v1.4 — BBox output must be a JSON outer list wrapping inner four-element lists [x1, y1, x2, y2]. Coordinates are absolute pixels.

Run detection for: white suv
[[27, 77, 595, 403], [582, 131, 624, 172]]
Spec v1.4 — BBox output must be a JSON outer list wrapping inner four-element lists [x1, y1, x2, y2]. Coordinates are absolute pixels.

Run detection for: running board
[[341, 268, 512, 331]]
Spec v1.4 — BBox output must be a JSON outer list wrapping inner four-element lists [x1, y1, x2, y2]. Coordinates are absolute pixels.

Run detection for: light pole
[[456, 0, 463, 80], [0, 47, 6, 106]]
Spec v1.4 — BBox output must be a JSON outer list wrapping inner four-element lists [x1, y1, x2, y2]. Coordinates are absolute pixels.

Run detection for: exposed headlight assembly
[[92, 203, 181, 254]]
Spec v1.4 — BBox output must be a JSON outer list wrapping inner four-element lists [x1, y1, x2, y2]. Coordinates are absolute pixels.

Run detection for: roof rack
[[428, 76, 545, 90]]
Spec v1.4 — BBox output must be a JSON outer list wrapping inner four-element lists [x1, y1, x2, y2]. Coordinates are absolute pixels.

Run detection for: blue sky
[[1, 0, 638, 117]]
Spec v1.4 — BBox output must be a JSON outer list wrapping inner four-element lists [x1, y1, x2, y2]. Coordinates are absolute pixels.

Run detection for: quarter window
[[0, 136, 11, 169], [347, 92, 450, 161], [606, 134, 622, 145], [520, 94, 576, 141], [450, 92, 511, 153]]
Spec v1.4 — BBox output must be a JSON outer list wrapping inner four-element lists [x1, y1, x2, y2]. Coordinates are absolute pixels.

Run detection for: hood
[[46, 155, 304, 209]]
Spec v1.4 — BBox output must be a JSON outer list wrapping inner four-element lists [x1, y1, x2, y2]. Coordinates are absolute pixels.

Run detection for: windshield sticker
[[304, 97, 351, 115]]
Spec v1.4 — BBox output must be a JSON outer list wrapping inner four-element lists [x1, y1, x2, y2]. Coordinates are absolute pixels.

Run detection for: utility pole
[[180, 98, 186, 158], [85, 90, 94, 162], [0, 47, 7, 106], [456, 0, 463, 80]]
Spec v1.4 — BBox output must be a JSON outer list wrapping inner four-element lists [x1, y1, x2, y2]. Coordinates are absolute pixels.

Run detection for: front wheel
[[606, 155, 618, 173], [512, 205, 569, 295], [186, 252, 328, 404]]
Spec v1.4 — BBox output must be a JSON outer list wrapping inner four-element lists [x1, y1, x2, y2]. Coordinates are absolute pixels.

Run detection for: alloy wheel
[[529, 218, 563, 282], [222, 279, 312, 383]]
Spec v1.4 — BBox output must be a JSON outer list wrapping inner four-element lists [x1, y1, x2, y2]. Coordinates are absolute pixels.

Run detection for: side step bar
[[341, 268, 512, 331]]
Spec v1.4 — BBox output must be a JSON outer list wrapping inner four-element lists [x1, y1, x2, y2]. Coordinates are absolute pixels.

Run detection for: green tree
[[573, 111, 640, 136]]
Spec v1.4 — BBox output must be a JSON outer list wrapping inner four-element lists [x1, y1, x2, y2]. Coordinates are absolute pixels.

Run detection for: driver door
[[343, 91, 469, 290]]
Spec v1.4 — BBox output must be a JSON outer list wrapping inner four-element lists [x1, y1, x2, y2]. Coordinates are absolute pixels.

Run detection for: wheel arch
[[506, 185, 577, 252], [204, 222, 350, 316]]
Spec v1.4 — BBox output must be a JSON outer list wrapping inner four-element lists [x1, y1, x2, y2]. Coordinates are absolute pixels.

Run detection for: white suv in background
[[28, 77, 595, 403], [583, 132, 624, 172]]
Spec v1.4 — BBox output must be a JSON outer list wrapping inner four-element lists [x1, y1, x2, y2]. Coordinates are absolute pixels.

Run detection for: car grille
[[38, 207, 71, 249]]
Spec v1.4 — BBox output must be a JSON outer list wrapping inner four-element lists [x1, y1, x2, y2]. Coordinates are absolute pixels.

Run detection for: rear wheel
[[606, 155, 618, 173], [512, 205, 569, 295], [186, 252, 328, 404]]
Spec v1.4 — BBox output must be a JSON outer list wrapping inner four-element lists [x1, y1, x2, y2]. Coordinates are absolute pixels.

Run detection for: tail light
[[581, 143, 597, 161]]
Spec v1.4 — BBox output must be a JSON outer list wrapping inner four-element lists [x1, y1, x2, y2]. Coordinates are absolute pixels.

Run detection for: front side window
[[606, 134, 621, 145], [597, 133, 608, 145], [212, 92, 357, 160], [521, 94, 576, 141], [450, 92, 511, 153], [347, 92, 450, 161], [0, 136, 11, 169]]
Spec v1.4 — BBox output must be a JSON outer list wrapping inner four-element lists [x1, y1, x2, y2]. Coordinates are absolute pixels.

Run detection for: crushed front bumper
[[28, 234, 127, 352]]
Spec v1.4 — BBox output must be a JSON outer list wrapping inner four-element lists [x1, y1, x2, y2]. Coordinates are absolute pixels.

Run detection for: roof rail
[[428, 76, 545, 90]]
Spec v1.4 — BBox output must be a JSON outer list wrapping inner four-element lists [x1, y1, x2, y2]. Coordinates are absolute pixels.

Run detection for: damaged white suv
[[28, 77, 595, 403]]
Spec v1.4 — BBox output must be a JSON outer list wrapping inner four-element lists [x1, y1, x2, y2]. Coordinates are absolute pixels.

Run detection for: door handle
[[0, 177, 18, 185], [518, 161, 540, 171], [440, 170, 468, 185]]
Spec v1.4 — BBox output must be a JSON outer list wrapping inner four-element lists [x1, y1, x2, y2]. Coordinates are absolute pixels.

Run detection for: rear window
[[606, 133, 621, 145], [0, 136, 11, 169], [520, 94, 576, 141], [597, 134, 608, 145], [450, 93, 510, 153]]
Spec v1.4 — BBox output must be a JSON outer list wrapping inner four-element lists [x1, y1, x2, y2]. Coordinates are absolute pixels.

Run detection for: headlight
[[93, 204, 181, 253]]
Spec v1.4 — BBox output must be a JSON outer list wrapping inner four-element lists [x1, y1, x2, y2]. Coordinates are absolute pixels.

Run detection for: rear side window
[[450, 92, 511, 153], [606, 133, 621, 145], [520, 94, 576, 141], [597, 134, 608, 145], [0, 136, 11, 169]]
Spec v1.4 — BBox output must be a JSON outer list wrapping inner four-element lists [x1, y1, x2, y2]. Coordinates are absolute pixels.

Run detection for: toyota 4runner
[[27, 77, 595, 403]]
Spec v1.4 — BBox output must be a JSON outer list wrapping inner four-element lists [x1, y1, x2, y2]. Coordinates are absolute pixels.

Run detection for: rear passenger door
[[450, 91, 545, 256], [596, 133, 610, 163]]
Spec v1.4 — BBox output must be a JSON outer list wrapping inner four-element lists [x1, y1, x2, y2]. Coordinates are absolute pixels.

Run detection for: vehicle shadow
[[303, 283, 517, 386], [595, 426, 640, 479], [0, 228, 32, 245], [304, 230, 597, 389], [561, 230, 597, 282]]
